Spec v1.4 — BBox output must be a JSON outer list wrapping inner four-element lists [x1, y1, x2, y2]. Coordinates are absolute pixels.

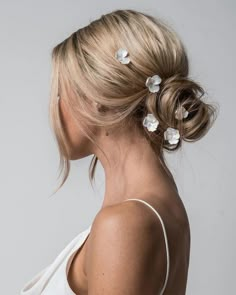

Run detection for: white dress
[[20, 198, 170, 295]]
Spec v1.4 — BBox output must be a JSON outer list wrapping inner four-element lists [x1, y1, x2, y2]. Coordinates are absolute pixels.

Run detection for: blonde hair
[[49, 9, 218, 196]]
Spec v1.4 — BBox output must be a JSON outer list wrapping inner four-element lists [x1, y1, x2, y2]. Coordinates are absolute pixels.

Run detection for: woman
[[20, 9, 217, 295]]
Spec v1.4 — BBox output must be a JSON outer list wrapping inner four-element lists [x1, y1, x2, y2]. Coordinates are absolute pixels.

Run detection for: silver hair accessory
[[145, 75, 162, 93], [115, 48, 131, 64], [175, 105, 189, 120], [164, 127, 180, 145], [142, 113, 159, 132]]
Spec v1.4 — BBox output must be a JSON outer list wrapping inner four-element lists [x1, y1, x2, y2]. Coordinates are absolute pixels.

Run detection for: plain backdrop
[[0, 1, 235, 294]]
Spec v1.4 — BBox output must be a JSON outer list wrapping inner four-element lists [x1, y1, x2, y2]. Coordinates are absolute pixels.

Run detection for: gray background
[[0, 1, 234, 294]]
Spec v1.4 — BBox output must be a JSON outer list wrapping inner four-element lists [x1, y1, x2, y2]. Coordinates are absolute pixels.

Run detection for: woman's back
[[67, 195, 191, 295]]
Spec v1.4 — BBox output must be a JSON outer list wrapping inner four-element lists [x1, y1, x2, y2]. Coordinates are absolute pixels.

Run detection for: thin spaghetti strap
[[123, 198, 170, 295]]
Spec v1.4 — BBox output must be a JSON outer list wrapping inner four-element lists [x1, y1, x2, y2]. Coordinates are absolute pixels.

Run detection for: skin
[[58, 92, 191, 295]]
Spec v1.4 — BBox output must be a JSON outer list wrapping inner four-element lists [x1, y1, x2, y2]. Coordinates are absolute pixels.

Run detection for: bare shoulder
[[89, 199, 167, 251], [85, 200, 169, 294], [91, 199, 161, 232]]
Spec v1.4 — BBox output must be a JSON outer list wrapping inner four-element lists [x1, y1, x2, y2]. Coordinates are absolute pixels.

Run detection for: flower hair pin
[[164, 127, 180, 145], [142, 113, 159, 132], [143, 112, 180, 145], [115, 48, 131, 64], [145, 74, 162, 93], [175, 105, 189, 120]]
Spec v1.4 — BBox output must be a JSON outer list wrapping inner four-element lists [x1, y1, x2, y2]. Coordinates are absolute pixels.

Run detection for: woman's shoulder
[[85, 197, 171, 293], [91, 192, 189, 234], [91, 196, 164, 234]]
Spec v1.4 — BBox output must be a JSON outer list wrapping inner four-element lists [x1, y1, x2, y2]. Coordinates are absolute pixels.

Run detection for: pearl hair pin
[[142, 113, 159, 132], [115, 47, 185, 145], [115, 48, 131, 64], [175, 105, 189, 120], [164, 127, 180, 145], [145, 75, 162, 93], [142, 112, 180, 145]]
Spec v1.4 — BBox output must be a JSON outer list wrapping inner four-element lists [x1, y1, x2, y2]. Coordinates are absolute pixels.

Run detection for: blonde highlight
[[48, 9, 218, 196]]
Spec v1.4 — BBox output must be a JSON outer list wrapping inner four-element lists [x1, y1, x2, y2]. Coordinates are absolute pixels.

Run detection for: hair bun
[[156, 74, 217, 146]]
